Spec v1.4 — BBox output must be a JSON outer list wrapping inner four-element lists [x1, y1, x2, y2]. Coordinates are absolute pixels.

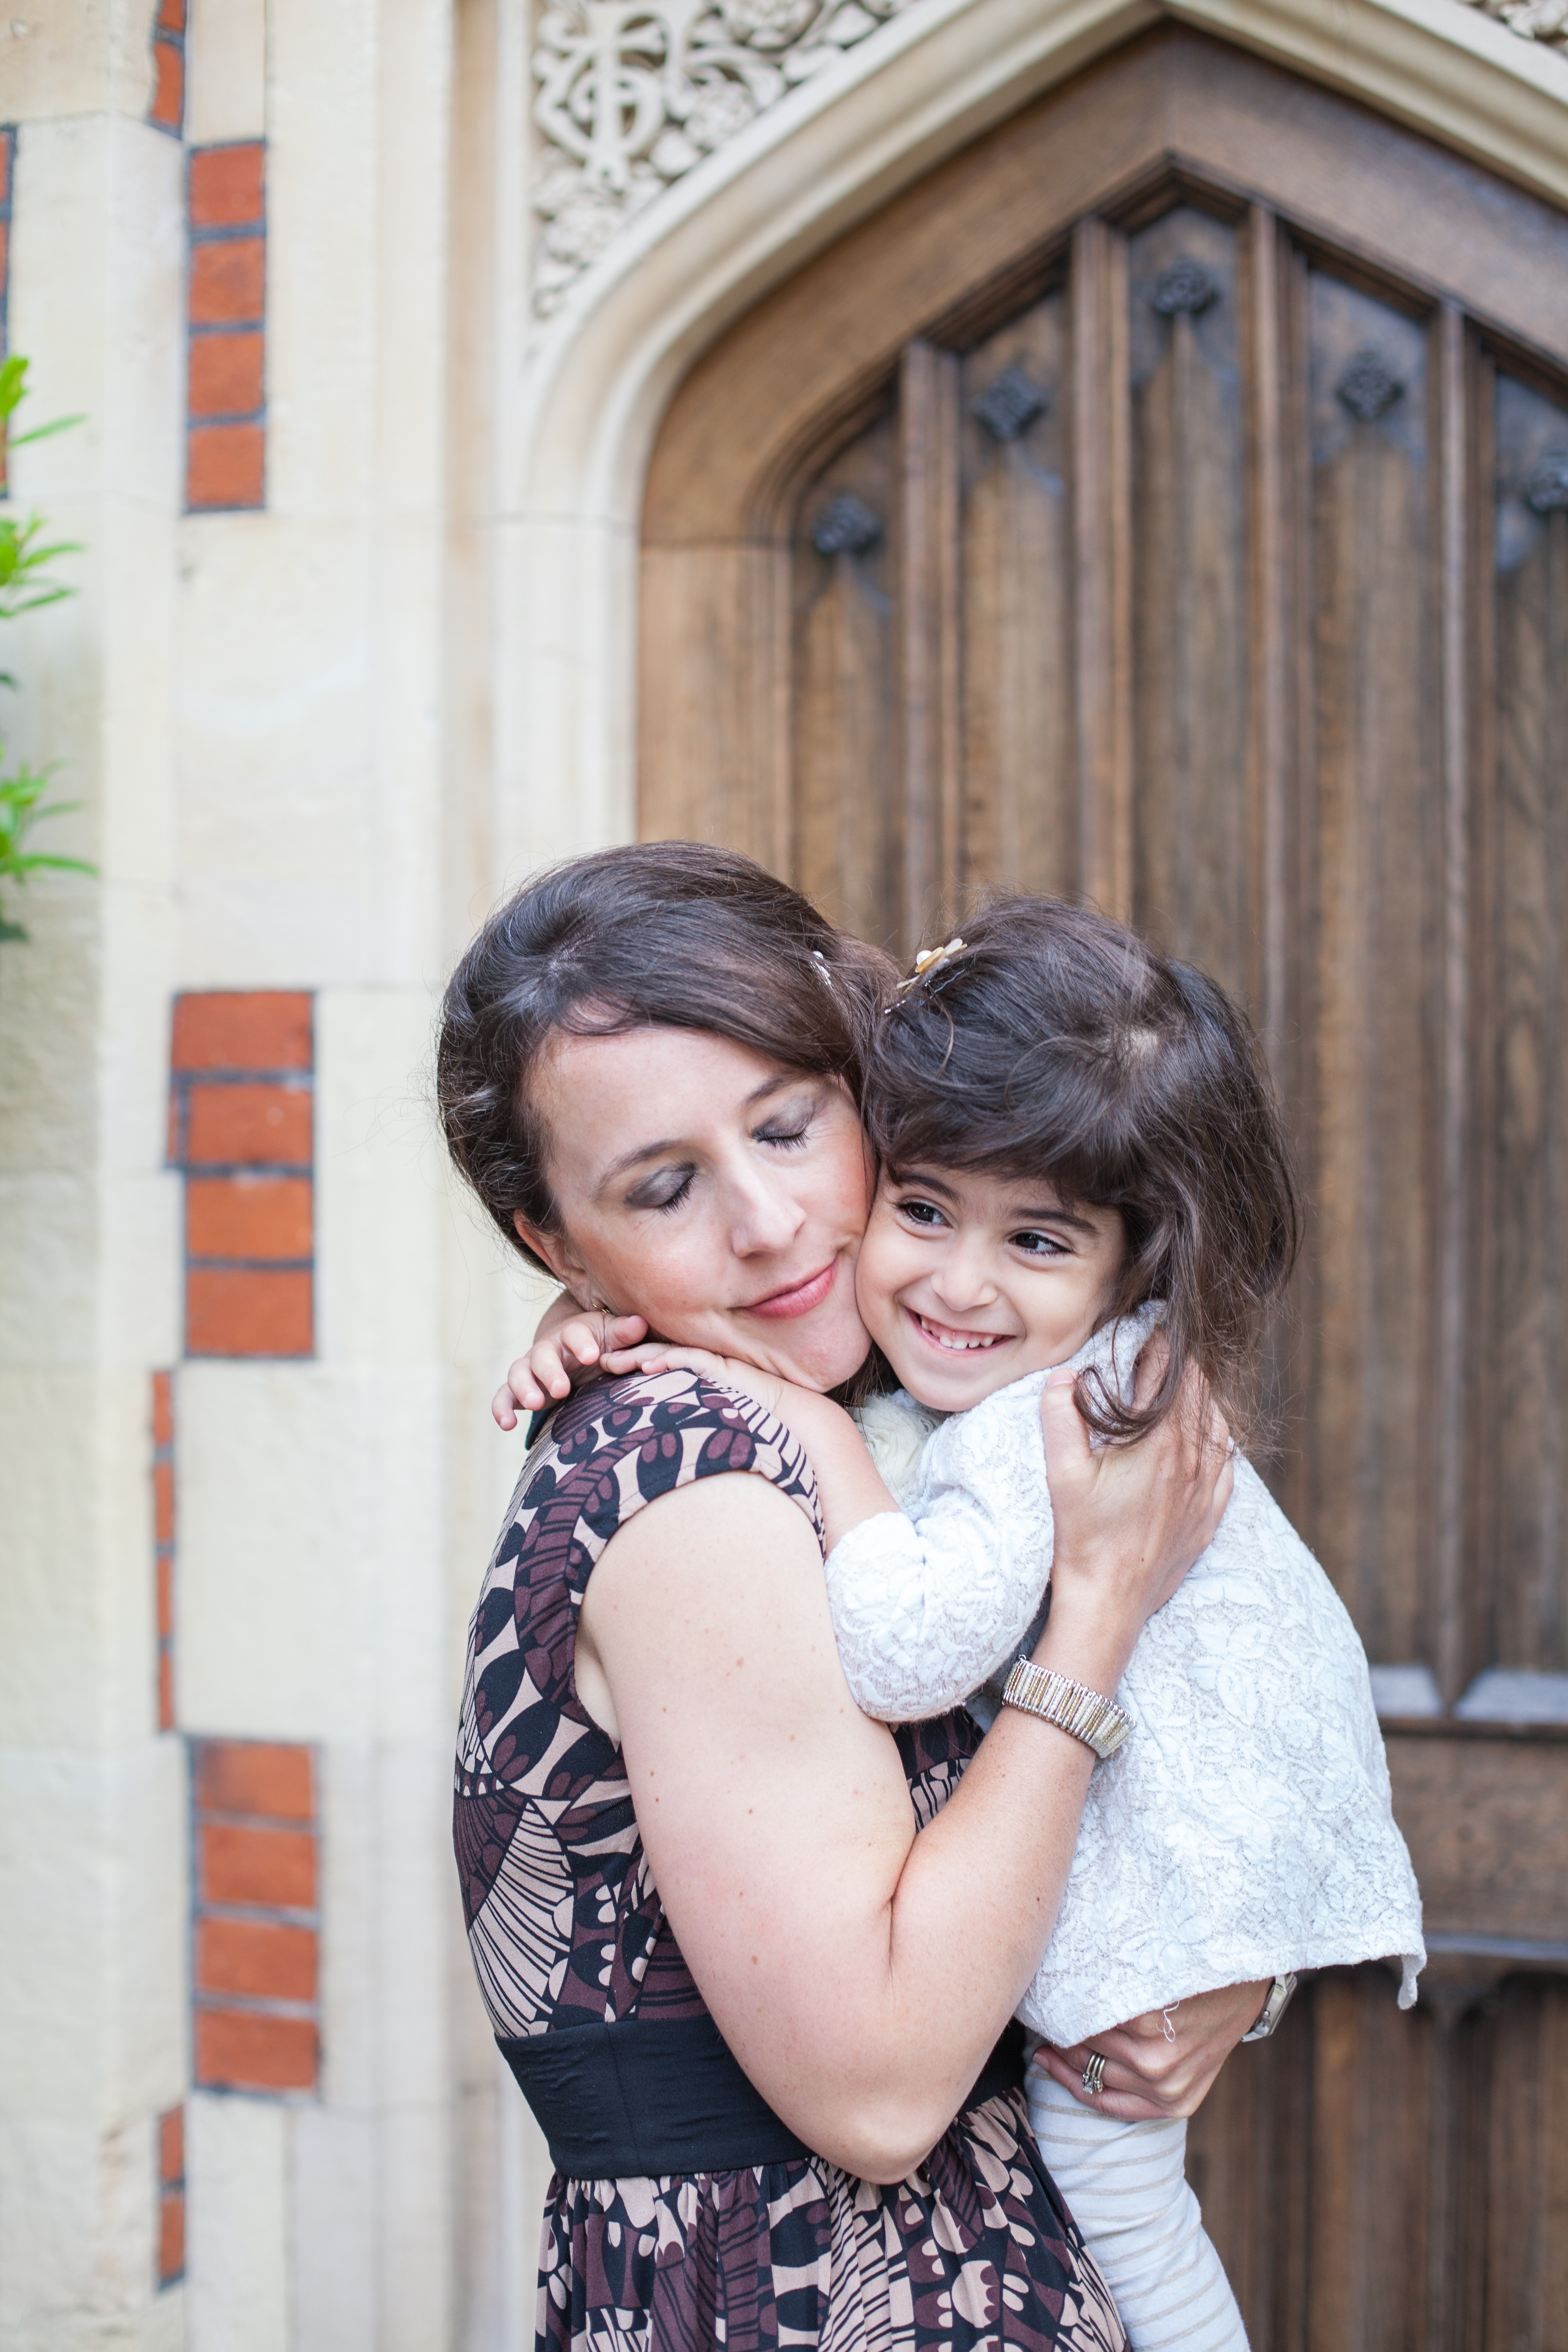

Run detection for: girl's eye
[[899, 1198, 947, 1229], [1012, 1228, 1068, 1258], [627, 1167, 696, 1214]]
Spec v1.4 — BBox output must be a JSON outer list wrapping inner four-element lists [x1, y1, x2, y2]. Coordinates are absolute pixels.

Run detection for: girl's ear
[[513, 1213, 595, 1307]]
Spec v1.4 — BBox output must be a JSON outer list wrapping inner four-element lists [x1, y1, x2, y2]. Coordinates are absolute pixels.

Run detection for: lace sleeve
[[825, 1379, 1057, 1721]]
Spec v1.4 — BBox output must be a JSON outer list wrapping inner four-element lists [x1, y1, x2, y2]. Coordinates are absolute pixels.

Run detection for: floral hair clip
[[894, 936, 968, 997]]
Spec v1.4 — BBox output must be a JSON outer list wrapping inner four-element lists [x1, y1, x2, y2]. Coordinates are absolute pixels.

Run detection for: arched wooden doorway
[[640, 25, 1568, 2345]]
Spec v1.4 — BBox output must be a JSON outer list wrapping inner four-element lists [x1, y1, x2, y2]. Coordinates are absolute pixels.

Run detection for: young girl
[[502, 896, 1424, 2352]]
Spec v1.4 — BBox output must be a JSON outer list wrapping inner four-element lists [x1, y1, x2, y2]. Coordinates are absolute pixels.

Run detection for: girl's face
[[856, 1163, 1129, 1414], [521, 1025, 874, 1393]]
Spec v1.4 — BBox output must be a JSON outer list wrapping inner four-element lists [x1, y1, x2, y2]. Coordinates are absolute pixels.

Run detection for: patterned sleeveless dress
[[454, 1368, 1128, 2352]]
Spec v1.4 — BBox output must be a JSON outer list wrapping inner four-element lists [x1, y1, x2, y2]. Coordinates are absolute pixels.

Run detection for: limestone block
[[187, 0, 267, 145], [0, 2111, 167, 2349], [0, 1174, 96, 1362], [0, 1, 160, 124], [176, 1364, 447, 1743], [290, 2107, 374, 2352], [0, 1372, 161, 1750], [0, 1741, 187, 2125], [316, 988, 445, 1370], [185, 2093, 286, 2352], [174, 515, 376, 987], [266, 0, 377, 520], [0, 901, 99, 1176]]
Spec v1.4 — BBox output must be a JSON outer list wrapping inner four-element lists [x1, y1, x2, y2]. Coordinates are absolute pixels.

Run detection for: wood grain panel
[[642, 28, 1568, 552], [1489, 369, 1568, 1674], [957, 292, 1075, 902], [1298, 274, 1436, 1662], [640, 543, 791, 870], [1385, 1727, 1568, 1943], [1071, 216, 1133, 924], [792, 412, 899, 946], [1127, 204, 1250, 1002], [897, 342, 962, 952]]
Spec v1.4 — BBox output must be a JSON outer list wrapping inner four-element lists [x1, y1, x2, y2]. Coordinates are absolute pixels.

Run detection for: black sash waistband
[[498, 2012, 1026, 2179]]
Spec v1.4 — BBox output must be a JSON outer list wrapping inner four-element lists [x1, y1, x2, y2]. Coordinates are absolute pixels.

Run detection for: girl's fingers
[[493, 1382, 521, 1429]]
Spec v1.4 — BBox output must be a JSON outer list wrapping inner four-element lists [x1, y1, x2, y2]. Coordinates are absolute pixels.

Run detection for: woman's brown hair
[[437, 841, 894, 1271], [864, 897, 1302, 1444]]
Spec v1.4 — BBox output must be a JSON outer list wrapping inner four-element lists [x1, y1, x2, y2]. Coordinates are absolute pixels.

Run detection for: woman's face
[[521, 1026, 874, 1392]]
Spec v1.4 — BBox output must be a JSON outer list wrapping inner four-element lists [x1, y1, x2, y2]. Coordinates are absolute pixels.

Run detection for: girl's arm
[[578, 1361, 1233, 2183]]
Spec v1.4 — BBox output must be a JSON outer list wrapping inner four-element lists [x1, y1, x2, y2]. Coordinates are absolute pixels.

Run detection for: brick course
[[147, 0, 186, 136], [185, 141, 266, 510], [169, 993, 314, 1358], [156, 2104, 185, 2288], [191, 1738, 320, 2098]]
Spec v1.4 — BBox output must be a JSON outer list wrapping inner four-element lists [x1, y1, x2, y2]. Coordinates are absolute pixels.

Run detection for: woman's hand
[[1040, 1343, 1232, 1662], [1032, 1980, 1270, 2122], [491, 1295, 650, 1425]]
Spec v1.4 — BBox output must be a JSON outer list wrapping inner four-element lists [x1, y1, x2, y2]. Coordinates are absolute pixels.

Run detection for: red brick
[[188, 144, 264, 232], [157, 0, 187, 30], [0, 136, 11, 212], [158, 2189, 186, 2285], [172, 991, 312, 1074], [199, 1820, 316, 1910], [157, 1647, 175, 1734], [186, 1266, 313, 1357], [183, 1081, 311, 1166], [187, 1174, 312, 1262], [195, 2006, 317, 2094], [151, 1368, 174, 1449], [197, 1916, 317, 2004], [187, 420, 264, 511], [148, 35, 184, 131], [188, 331, 263, 421], [195, 1739, 314, 1823], [188, 237, 264, 327], [156, 1553, 175, 1643], [158, 2105, 184, 2185], [152, 1456, 175, 1547]]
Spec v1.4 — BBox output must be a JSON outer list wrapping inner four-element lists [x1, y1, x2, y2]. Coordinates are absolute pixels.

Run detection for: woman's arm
[[578, 1365, 1231, 2183]]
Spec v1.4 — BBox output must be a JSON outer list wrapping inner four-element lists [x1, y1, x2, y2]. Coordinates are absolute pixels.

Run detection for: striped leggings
[[1028, 2071, 1249, 2350]]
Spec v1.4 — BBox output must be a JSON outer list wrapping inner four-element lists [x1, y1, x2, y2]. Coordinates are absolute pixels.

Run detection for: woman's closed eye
[[626, 1163, 697, 1214]]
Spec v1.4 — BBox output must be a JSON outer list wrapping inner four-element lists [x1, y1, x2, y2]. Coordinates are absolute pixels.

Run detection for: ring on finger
[[1081, 2051, 1107, 2097]]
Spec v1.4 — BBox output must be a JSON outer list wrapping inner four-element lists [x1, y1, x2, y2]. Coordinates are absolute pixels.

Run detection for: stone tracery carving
[[531, 0, 912, 314], [1460, 0, 1568, 48]]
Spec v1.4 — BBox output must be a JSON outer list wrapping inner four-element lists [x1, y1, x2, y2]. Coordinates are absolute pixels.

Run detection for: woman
[[438, 843, 1263, 2350]]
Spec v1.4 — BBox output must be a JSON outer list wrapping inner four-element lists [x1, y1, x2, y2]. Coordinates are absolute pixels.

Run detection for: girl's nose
[[929, 1238, 997, 1312]]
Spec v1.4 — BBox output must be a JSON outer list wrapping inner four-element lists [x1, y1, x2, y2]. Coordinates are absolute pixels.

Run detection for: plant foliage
[[0, 354, 90, 941]]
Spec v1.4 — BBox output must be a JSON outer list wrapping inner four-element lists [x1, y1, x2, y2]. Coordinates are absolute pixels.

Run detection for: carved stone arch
[[503, 0, 1568, 877]]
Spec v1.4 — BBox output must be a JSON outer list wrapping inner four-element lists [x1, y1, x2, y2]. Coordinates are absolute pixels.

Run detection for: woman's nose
[[728, 1166, 806, 1256]]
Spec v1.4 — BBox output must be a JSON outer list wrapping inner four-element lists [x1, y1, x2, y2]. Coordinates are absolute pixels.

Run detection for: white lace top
[[835, 1310, 1426, 2047]]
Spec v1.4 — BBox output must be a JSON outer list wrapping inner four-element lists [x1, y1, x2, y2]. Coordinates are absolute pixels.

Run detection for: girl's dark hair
[[437, 841, 894, 1271], [865, 897, 1302, 1444]]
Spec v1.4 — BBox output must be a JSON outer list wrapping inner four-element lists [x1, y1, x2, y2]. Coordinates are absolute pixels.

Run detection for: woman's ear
[[513, 1213, 595, 1305]]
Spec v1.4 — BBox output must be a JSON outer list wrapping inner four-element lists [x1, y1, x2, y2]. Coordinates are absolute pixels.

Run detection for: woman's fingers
[[1034, 1979, 1271, 2120]]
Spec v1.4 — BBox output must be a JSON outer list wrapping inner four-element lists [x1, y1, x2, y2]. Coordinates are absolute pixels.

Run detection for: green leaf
[[9, 413, 88, 449]]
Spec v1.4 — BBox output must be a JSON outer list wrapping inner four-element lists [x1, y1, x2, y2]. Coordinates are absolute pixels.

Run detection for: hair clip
[[895, 936, 967, 995], [810, 949, 834, 990]]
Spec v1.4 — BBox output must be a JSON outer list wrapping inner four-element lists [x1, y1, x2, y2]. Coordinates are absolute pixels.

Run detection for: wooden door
[[640, 27, 1568, 2347]]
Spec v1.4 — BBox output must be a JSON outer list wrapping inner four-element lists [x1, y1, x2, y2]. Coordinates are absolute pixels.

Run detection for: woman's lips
[[746, 1261, 838, 1320]]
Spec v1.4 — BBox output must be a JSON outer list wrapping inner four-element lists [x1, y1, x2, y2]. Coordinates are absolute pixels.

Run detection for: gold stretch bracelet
[[1001, 1660, 1133, 1760]]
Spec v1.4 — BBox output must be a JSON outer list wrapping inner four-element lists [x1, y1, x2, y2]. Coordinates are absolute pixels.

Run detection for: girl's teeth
[[918, 1316, 997, 1351]]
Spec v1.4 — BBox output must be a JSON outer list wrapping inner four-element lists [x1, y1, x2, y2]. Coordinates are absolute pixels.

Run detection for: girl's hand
[[1040, 1342, 1232, 1653], [491, 1305, 650, 1426], [1032, 1979, 1271, 2122], [601, 1339, 790, 1422]]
